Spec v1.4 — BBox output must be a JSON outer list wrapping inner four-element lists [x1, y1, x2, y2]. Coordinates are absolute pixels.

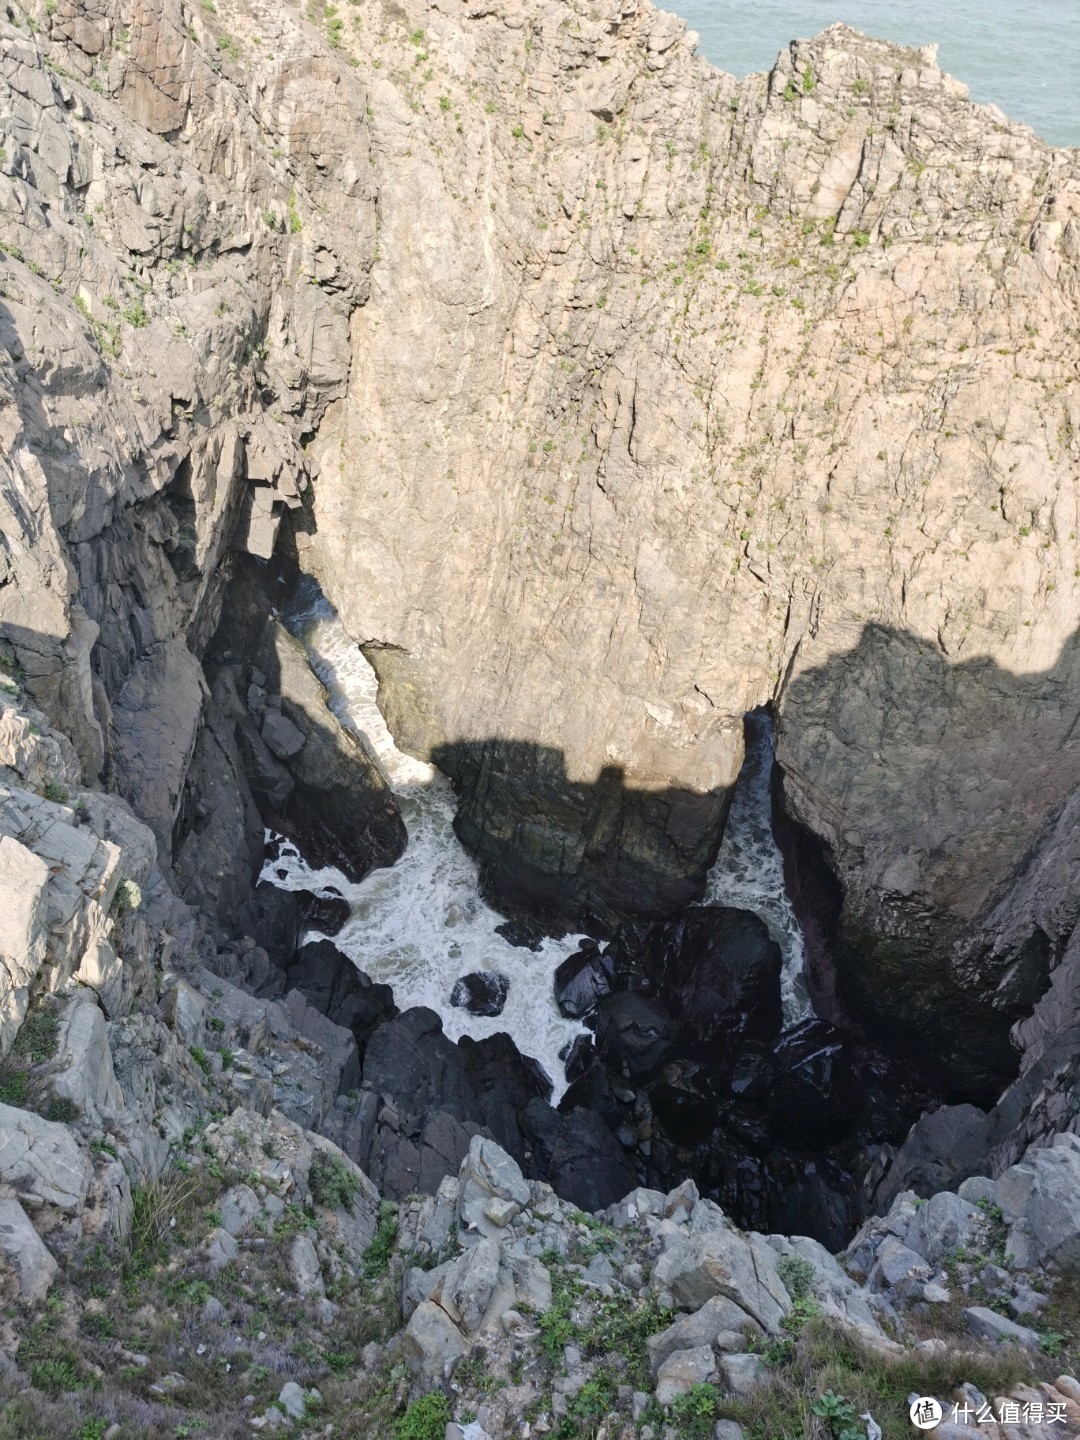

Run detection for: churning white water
[[261, 585, 588, 1103], [262, 586, 810, 1097], [704, 710, 812, 1024]]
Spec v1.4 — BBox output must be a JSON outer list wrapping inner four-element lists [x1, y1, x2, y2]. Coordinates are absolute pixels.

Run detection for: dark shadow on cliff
[[429, 737, 733, 937], [772, 621, 1080, 1107], [173, 553, 406, 933]]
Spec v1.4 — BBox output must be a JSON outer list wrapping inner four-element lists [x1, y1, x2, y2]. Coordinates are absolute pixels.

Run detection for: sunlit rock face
[[295, 4, 1080, 962], [1, 0, 1079, 1100]]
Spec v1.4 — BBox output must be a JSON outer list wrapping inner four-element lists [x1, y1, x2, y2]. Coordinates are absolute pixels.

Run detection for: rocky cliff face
[[294, 0, 1080, 954], [1, 0, 1080, 1308]]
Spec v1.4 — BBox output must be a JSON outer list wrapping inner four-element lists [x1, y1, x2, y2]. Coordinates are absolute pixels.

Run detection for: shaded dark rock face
[[429, 735, 733, 930], [450, 971, 509, 1018], [284, 938, 397, 1058], [771, 763, 1023, 1108], [196, 557, 407, 894], [636, 907, 782, 1059], [544, 904, 941, 1250], [315, 1005, 640, 1210]]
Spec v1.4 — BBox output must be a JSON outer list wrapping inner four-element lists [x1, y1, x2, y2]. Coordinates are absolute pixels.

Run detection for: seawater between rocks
[[262, 582, 810, 1103]]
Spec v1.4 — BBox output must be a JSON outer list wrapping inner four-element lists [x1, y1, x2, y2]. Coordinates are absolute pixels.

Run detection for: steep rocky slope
[[1, 726, 1079, 1440], [2, 0, 1080, 1402]]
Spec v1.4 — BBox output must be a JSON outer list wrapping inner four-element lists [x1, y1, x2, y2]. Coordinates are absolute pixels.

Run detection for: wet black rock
[[300, 888, 351, 938], [494, 915, 546, 951], [640, 906, 783, 1062], [560, 1033, 596, 1084], [766, 1019, 860, 1148], [560, 1061, 624, 1130], [286, 938, 397, 1055], [648, 1062, 719, 1147], [459, 1031, 552, 1156], [521, 1099, 639, 1212], [450, 971, 509, 1017], [235, 881, 301, 966], [729, 1042, 774, 1102], [554, 941, 614, 1018], [594, 991, 675, 1082]]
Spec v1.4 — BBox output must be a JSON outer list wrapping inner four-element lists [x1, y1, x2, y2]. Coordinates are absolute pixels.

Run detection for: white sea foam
[[261, 587, 587, 1103], [703, 710, 811, 1023], [261, 586, 811, 1101]]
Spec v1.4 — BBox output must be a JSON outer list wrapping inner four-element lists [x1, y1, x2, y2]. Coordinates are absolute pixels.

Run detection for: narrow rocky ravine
[[1, 0, 1080, 1435]]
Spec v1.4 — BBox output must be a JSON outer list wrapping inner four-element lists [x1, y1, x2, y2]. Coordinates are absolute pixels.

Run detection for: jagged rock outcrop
[[0, 0, 400, 916]]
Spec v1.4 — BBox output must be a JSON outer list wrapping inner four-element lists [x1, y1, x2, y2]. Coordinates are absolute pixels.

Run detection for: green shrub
[[13, 1006, 59, 1062], [671, 1382, 722, 1438], [812, 1390, 864, 1440], [112, 877, 141, 913], [43, 779, 69, 803], [29, 1355, 82, 1396], [776, 1254, 815, 1299], [0, 1063, 29, 1106], [393, 1391, 450, 1440], [121, 301, 148, 328], [362, 1201, 399, 1277], [44, 1095, 80, 1123], [553, 1377, 615, 1438], [309, 1151, 359, 1209]]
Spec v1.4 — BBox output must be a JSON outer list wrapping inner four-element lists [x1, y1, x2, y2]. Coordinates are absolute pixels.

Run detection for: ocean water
[[673, 0, 1079, 148], [262, 587, 810, 1101]]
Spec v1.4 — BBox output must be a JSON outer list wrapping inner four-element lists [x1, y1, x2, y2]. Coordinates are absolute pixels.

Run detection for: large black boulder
[[560, 1033, 595, 1084], [459, 1031, 552, 1156], [641, 906, 783, 1061], [450, 971, 509, 1017], [236, 881, 301, 967], [300, 888, 351, 938], [521, 1100, 639, 1212], [594, 991, 675, 1083], [554, 942, 614, 1018], [286, 938, 396, 1054]]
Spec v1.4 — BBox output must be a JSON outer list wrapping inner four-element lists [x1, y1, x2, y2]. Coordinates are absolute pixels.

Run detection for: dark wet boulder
[[353, 1008, 490, 1198], [299, 888, 351, 938], [594, 992, 674, 1082], [450, 971, 509, 1017], [647, 1058, 719, 1147], [494, 915, 546, 951], [362, 1008, 477, 1124], [641, 906, 783, 1060], [766, 1019, 860, 1148], [235, 881, 301, 966], [459, 1031, 552, 1156], [730, 1042, 775, 1103], [286, 938, 396, 1052], [521, 1099, 639, 1212], [560, 1033, 595, 1084], [554, 942, 615, 1018], [559, 1061, 624, 1130]]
